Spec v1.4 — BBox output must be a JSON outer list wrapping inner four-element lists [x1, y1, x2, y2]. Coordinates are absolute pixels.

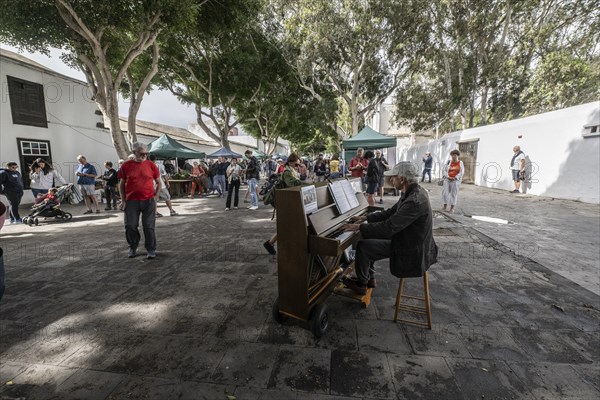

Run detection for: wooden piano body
[[273, 178, 378, 337]]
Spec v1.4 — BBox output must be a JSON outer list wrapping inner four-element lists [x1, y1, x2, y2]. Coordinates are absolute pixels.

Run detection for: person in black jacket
[[364, 150, 378, 206], [244, 150, 260, 210], [341, 161, 438, 295], [0, 162, 24, 224], [102, 161, 119, 210]]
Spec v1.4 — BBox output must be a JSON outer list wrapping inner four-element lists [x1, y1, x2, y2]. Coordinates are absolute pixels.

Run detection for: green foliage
[[522, 52, 600, 114]]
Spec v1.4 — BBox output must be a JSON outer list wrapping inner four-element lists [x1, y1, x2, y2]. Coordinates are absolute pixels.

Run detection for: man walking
[[510, 146, 526, 193], [244, 150, 260, 210], [422, 152, 433, 183], [76, 155, 101, 214], [0, 162, 24, 224], [118, 143, 161, 259], [214, 157, 229, 197], [340, 162, 438, 295]]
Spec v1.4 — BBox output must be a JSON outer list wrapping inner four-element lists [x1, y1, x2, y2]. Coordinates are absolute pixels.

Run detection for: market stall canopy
[[342, 126, 396, 150], [147, 134, 206, 159], [252, 150, 267, 158], [207, 147, 243, 159]]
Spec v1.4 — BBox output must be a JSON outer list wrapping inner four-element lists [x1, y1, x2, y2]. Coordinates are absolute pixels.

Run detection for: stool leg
[[423, 272, 432, 329], [394, 278, 405, 322]]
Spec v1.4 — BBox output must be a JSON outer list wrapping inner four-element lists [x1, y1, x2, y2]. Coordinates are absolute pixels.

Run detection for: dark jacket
[[102, 168, 118, 186], [366, 158, 380, 183], [0, 168, 24, 194], [360, 183, 437, 278], [245, 156, 259, 180]]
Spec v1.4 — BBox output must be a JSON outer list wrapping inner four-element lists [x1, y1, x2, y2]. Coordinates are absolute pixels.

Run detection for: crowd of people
[[0, 144, 527, 261]]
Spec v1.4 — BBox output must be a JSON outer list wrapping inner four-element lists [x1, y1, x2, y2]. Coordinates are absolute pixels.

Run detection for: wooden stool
[[393, 272, 432, 329]]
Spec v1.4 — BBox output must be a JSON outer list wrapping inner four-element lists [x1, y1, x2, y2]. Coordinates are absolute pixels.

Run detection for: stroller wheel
[[27, 218, 34, 226], [22, 217, 28, 224], [34, 218, 39, 226], [63, 213, 73, 221]]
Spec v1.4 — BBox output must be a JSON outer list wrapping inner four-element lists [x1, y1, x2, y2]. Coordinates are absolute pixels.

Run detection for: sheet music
[[329, 180, 359, 214], [341, 180, 360, 209], [329, 181, 351, 214]]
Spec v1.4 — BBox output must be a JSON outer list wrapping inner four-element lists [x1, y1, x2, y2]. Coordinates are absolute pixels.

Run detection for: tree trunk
[[106, 89, 130, 159]]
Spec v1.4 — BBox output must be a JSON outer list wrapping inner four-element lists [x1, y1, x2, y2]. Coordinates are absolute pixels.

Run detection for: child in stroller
[[23, 184, 74, 226]]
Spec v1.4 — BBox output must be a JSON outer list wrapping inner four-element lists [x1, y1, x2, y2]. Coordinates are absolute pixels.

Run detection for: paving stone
[[0, 364, 77, 399], [49, 369, 125, 400], [355, 319, 412, 354], [404, 324, 472, 358], [446, 358, 533, 399], [507, 361, 600, 400], [0, 361, 28, 387], [387, 354, 463, 399], [105, 334, 227, 381], [459, 326, 531, 362], [106, 376, 236, 400], [267, 346, 330, 394], [330, 349, 395, 398], [571, 364, 600, 391], [510, 327, 594, 364], [210, 342, 279, 388]]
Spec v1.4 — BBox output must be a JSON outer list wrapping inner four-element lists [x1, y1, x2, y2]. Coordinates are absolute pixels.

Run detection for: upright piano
[[272, 178, 382, 337]]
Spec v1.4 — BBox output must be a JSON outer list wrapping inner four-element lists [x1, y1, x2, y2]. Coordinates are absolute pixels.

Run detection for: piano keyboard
[[326, 229, 354, 243]]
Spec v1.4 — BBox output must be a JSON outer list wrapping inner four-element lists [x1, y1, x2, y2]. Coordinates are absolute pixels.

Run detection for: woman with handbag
[[225, 158, 242, 210], [441, 150, 464, 213]]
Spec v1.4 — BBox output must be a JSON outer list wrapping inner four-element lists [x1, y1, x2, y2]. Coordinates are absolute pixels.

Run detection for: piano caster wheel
[[310, 303, 329, 338], [272, 297, 288, 324]]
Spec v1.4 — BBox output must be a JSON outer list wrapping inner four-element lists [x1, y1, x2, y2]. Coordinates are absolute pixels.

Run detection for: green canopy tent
[[147, 134, 206, 159], [342, 126, 396, 165]]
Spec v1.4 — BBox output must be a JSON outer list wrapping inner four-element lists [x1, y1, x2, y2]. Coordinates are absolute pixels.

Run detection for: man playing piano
[[341, 162, 438, 295]]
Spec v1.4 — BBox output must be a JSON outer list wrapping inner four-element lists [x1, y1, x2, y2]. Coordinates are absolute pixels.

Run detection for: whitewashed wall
[[0, 56, 119, 204], [398, 102, 600, 203]]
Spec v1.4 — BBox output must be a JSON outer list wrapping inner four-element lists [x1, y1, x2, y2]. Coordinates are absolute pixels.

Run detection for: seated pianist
[[341, 162, 438, 295]]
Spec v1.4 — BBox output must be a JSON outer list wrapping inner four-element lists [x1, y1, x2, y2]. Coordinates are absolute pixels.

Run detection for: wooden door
[[458, 140, 478, 184]]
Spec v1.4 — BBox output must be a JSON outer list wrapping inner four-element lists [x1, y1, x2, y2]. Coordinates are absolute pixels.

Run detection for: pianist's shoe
[[263, 241, 276, 255], [344, 278, 368, 295], [343, 275, 376, 289]]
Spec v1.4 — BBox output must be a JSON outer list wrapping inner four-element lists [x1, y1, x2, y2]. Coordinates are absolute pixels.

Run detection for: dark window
[[7, 75, 48, 128]]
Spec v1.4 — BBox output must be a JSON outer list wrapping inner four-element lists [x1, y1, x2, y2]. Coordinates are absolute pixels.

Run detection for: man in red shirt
[[118, 142, 161, 259], [349, 148, 369, 189]]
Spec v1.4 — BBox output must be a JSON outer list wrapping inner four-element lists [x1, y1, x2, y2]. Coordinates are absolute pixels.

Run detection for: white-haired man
[[118, 143, 161, 259], [76, 155, 100, 214], [341, 161, 438, 295]]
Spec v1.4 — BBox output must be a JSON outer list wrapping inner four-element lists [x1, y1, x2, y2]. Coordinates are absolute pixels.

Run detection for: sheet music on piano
[[328, 180, 359, 215]]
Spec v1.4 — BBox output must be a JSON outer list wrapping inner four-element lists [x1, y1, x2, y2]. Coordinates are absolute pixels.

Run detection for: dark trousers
[[124, 199, 156, 251], [422, 168, 431, 182], [104, 185, 118, 207], [4, 191, 23, 220], [355, 239, 391, 284], [226, 179, 240, 208]]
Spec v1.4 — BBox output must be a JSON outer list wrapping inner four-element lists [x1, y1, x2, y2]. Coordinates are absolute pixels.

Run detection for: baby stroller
[[259, 174, 280, 197], [23, 184, 75, 226]]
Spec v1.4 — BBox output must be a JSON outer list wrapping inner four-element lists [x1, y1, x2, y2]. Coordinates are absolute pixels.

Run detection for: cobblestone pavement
[[0, 183, 598, 399]]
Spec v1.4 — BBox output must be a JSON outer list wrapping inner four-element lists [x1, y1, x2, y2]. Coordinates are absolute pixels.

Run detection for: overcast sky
[[1, 44, 195, 128]]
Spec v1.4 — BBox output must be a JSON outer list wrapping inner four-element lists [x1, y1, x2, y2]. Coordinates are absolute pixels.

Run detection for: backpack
[[262, 174, 285, 207]]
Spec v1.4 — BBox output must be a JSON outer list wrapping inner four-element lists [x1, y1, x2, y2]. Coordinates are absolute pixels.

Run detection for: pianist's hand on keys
[[341, 223, 361, 232], [348, 215, 367, 223]]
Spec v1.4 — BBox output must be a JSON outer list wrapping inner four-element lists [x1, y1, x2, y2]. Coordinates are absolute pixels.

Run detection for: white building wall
[[1, 56, 119, 204], [398, 102, 600, 204]]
